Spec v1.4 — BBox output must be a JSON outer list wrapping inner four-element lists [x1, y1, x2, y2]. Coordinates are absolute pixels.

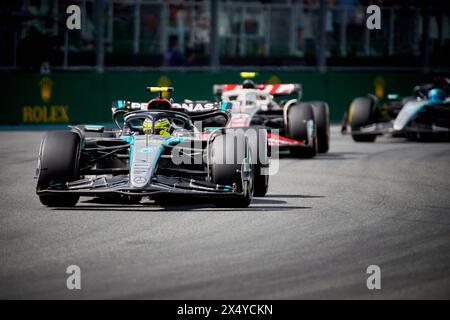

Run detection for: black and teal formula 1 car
[[342, 77, 450, 142], [35, 87, 255, 208]]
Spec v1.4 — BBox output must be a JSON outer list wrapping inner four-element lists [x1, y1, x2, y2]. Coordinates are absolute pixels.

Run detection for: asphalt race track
[[0, 126, 449, 299]]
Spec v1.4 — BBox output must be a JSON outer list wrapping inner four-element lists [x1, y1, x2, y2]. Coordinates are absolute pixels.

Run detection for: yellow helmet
[[142, 118, 171, 136]]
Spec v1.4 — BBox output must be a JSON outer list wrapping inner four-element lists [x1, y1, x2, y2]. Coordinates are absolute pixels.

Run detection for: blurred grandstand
[[1, 0, 450, 71]]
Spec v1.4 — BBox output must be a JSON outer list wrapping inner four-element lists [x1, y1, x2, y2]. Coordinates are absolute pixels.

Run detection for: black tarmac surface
[[0, 127, 449, 299]]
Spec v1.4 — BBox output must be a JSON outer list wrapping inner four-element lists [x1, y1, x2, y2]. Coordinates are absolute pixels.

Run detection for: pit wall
[[0, 71, 430, 125]]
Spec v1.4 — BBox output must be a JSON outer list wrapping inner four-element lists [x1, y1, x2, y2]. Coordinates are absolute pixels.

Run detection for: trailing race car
[[213, 72, 330, 158], [342, 77, 450, 142], [35, 87, 255, 208]]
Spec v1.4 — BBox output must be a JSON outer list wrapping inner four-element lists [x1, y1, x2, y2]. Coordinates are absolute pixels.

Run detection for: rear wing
[[213, 83, 302, 97], [111, 100, 230, 129], [111, 100, 230, 113], [111, 100, 147, 113]]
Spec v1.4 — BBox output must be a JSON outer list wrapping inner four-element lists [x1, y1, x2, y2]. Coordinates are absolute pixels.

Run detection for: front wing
[[37, 175, 244, 199], [268, 132, 308, 148], [344, 121, 450, 136]]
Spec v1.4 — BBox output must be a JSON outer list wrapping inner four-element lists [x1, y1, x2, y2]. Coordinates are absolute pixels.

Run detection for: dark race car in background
[[341, 77, 450, 142]]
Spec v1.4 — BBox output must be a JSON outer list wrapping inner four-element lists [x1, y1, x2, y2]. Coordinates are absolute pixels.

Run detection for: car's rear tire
[[210, 132, 253, 208], [349, 97, 377, 142], [245, 128, 269, 197], [288, 103, 317, 158], [310, 101, 330, 153], [36, 131, 80, 207]]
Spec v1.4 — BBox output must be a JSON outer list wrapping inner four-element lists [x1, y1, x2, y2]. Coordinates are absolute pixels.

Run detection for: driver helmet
[[428, 88, 446, 102], [142, 118, 171, 136], [242, 79, 256, 89]]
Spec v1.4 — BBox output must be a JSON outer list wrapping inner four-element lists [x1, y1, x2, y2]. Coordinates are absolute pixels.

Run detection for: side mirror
[[387, 94, 400, 100], [84, 125, 105, 133]]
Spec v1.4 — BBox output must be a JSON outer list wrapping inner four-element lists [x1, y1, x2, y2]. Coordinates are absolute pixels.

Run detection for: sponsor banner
[[172, 102, 216, 112], [0, 71, 430, 125]]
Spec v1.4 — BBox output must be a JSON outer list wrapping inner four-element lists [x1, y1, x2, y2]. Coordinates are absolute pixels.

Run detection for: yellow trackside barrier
[[146, 87, 174, 93], [240, 72, 257, 79]]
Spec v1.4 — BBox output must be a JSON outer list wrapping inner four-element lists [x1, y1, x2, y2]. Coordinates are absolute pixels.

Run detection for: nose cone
[[130, 136, 165, 188], [393, 101, 423, 131]]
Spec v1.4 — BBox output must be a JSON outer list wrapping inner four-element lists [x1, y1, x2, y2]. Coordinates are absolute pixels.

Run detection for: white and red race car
[[213, 73, 330, 158]]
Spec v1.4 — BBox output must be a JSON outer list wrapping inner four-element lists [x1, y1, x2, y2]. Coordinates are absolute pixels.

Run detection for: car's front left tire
[[210, 132, 253, 208], [245, 128, 269, 197]]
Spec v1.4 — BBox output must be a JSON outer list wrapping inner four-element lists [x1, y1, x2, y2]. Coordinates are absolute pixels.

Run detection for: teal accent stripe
[[121, 136, 134, 169], [164, 136, 184, 145]]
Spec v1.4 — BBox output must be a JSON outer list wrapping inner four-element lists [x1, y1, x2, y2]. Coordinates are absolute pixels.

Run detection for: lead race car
[[213, 72, 330, 158], [342, 77, 450, 142], [35, 87, 255, 208]]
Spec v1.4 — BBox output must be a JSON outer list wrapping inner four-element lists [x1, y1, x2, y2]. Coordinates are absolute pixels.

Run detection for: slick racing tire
[[288, 103, 318, 158], [210, 132, 254, 208], [310, 101, 330, 153], [36, 131, 80, 207], [349, 97, 377, 142], [245, 128, 269, 197]]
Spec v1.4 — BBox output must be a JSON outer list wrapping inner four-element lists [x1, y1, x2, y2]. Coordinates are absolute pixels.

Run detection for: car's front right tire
[[310, 101, 330, 153], [288, 103, 318, 158], [36, 131, 80, 207], [349, 97, 377, 142]]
